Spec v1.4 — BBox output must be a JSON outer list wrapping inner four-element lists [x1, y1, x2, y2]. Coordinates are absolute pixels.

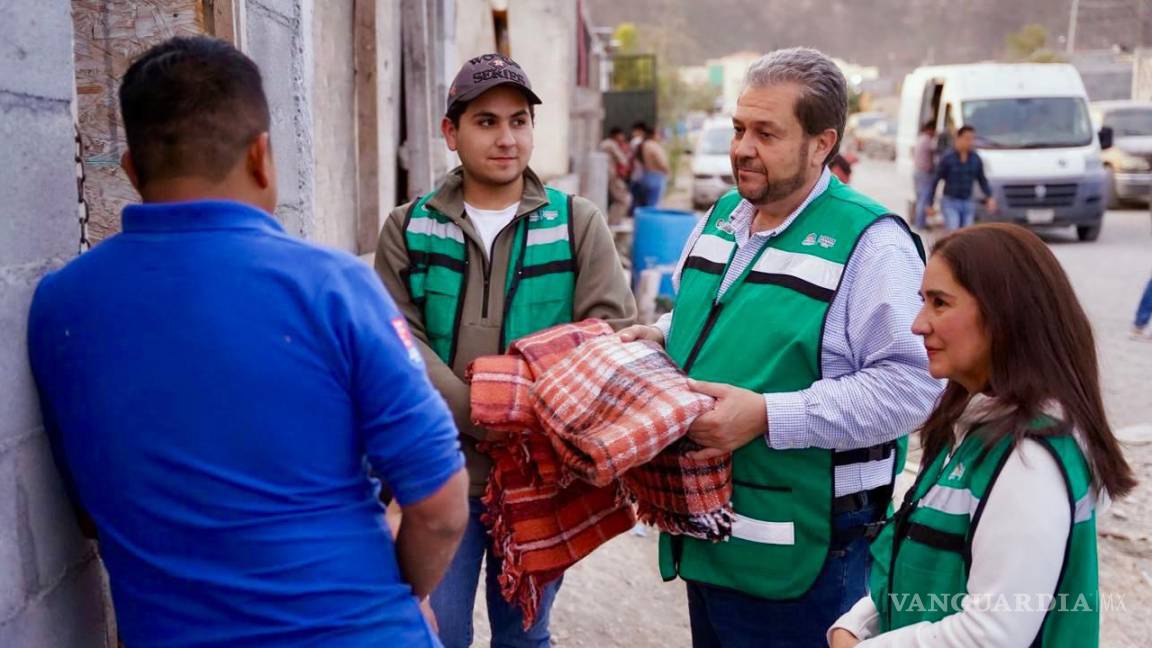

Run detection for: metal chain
[[75, 123, 91, 253]]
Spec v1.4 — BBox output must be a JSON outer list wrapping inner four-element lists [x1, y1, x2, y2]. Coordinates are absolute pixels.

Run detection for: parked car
[[1090, 100, 1152, 207], [691, 117, 735, 210], [897, 63, 1108, 241], [858, 117, 898, 160], [844, 111, 888, 153]]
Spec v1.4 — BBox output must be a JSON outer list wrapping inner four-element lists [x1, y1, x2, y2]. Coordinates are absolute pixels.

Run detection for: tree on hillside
[[1005, 24, 1065, 63]]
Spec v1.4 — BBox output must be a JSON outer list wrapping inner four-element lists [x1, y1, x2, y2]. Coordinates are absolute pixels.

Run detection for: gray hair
[[743, 47, 847, 164]]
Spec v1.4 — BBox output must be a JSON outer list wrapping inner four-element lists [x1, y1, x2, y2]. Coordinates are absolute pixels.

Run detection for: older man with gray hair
[[619, 47, 941, 646]]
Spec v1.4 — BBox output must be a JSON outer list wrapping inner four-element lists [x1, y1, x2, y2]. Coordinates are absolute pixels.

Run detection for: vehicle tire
[[1076, 224, 1101, 242], [1106, 167, 1123, 210]]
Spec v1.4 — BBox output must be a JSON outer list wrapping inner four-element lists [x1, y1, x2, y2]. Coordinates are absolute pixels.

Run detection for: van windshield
[[961, 97, 1093, 149], [1102, 109, 1152, 137], [698, 125, 734, 155]]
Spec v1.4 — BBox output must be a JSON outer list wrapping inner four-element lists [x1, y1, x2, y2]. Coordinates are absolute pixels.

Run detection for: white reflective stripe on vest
[[729, 513, 796, 545], [749, 247, 845, 292], [919, 484, 981, 517], [689, 233, 736, 265], [526, 224, 570, 246], [408, 217, 465, 244], [834, 454, 896, 497], [1074, 491, 1095, 524]]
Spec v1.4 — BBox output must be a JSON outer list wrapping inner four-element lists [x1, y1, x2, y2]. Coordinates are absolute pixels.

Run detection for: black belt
[[832, 486, 891, 543], [831, 485, 886, 515]]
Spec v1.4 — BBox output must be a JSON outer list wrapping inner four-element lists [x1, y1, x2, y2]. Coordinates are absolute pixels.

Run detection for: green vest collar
[[425, 166, 552, 224]]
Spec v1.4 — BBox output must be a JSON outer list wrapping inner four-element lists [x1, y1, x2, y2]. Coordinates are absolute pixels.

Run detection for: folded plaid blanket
[[530, 336, 714, 486], [529, 335, 733, 541], [507, 318, 615, 375], [472, 320, 634, 629], [623, 439, 734, 541], [468, 355, 539, 436]]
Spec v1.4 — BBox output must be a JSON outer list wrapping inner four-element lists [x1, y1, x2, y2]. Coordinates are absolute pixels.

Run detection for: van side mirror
[[1099, 126, 1113, 151]]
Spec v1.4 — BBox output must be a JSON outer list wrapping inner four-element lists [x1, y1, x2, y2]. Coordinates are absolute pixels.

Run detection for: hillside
[[586, 0, 1151, 73]]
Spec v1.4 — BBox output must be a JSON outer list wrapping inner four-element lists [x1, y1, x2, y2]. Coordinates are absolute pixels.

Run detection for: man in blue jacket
[[931, 125, 998, 230], [28, 36, 467, 647]]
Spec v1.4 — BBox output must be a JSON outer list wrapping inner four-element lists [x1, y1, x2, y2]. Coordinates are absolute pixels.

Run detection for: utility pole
[[1138, 0, 1149, 48], [1067, 0, 1080, 54]]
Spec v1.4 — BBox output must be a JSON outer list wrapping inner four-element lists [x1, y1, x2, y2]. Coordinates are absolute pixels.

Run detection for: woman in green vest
[[828, 224, 1135, 647]]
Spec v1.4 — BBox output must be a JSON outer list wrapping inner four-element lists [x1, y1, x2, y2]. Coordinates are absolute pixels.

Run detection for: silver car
[[1091, 100, 1152, 207]]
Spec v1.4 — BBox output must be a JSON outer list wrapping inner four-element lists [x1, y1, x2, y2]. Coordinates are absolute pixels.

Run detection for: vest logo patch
[[948, 463, 966, 481], [802, 233, 818, 246], [818, 235, 837, 248], [531, 209, 559, 223], [390, 317, 424, 366], [716, 219, 734, 234]]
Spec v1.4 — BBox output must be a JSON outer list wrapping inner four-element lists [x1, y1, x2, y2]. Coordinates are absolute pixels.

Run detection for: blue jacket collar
[[122, 200, 284, 234]]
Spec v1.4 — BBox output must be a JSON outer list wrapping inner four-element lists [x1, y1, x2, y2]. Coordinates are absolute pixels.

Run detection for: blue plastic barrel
[[632, 208, 700, 298]]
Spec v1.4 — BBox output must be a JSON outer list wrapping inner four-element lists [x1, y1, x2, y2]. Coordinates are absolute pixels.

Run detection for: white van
[[896, 64, 1109, 241]]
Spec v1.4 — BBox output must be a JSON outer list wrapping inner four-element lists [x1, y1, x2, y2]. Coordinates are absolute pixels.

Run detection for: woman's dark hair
[[920, 224, 1136, 498]]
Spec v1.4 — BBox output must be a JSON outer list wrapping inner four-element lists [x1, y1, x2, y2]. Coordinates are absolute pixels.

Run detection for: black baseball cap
[[446, 53, 542, 114]]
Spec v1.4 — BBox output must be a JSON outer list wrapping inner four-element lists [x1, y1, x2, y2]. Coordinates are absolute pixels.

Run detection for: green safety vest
[[870, 418, 1099, 646], [402, 187, 576, 365], [659, 178, 919, 599]]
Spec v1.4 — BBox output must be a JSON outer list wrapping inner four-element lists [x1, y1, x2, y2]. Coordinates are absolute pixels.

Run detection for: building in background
[[706, 50, 760, 114]]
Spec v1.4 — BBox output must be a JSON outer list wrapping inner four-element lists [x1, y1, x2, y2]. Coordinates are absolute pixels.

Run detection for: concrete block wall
[[245, 0, 318, 241], [1, 1, 114, 645]]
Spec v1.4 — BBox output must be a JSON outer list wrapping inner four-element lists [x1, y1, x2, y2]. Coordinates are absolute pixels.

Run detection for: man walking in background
[[931, 125, 997, 230], [28, 36, 467, 647]]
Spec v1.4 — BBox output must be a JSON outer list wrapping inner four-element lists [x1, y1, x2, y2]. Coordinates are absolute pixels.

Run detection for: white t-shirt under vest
[[464, 201, 519, 259]]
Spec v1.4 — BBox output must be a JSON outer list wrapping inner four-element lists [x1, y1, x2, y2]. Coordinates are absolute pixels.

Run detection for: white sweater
[[829, 398, 1102, 647]]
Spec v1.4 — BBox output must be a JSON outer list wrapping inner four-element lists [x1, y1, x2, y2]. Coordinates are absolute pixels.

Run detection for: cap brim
[[449, 82, 542, 112]]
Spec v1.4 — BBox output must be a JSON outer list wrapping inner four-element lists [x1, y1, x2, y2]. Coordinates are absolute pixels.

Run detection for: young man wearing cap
[[375, 53, 637, 647]]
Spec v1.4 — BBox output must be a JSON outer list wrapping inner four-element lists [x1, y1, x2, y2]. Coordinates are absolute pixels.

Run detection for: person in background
[[600, 126, 633, 225], [930, 125, 997, 231], [829, 224, 1134, 647], [629, 120, 650, 211], [635, 123, 671, 208], [829, 153, 853, 184], [27, 36, 468, 647], [912, 121, 937, 229], [374, 53, 637, 648], [1132, 274, 1152, 341]]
